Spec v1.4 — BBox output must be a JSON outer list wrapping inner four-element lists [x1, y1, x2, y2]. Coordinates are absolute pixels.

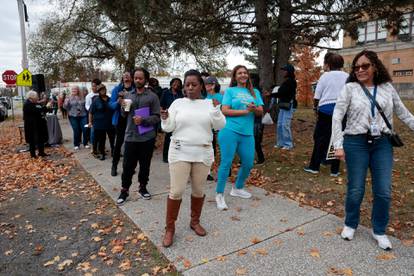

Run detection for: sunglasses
[[353, 63, 371, 72]]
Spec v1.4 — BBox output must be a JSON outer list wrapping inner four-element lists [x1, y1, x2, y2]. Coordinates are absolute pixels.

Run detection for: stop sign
[[2, 70, 17, 85]]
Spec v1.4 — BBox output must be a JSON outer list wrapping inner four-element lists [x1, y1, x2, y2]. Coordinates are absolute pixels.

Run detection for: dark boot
[[111, 162, 117, 176], [163, 197, 182, 247], [190, 195, 207, 236]]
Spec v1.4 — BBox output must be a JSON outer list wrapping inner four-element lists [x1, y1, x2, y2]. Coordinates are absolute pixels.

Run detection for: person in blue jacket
[[88, 84, 114, 160], [109, 71, 135, 176], [160, 78, 184, 163], [215, 65, 264, 210]]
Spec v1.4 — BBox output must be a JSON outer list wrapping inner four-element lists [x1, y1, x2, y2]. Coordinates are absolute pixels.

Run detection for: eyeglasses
[[353, 63, 371, 72]]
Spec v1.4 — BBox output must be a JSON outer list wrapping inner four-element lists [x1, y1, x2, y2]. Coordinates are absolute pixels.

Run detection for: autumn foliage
[[292, 46, 321, 107]]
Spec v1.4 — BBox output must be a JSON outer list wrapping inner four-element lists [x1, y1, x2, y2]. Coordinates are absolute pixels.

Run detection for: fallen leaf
[[80, 219, 88, 223], [4, 250, 13, 256], [235, 267, 247, 275], [33, 244, 43, 256], [296, 228, 305, 236], [58, 236, 68, 241], [92, 236, 102, 242], [273, 239, 283, 247], [151, 266, 161, 274], [310, 248, 320, 258], [326, 200, 335, 207], [111, 245, 124, 254], [376, 253, 396, 261], [402, 239, 413, 247], [251, 237, 262, 244], [216, 255, 226, 261], [237, 249, 248, 256], [118, 259, 131, 271], [183, 258, 192, 268], [328, 267, 353, 275], [254, 248, 268, 256], [71, 252, 79, 257], [91, 223, 99, 229], [115, 226, 123, 234], [322, 231, 334, 237], [230, 216, 241, 221], [57, 259, 73, 271], [77, 262, 91, 272], [185, 235, 194, 242], [43, 260, 55, 267], [201, 258, 209, 263]]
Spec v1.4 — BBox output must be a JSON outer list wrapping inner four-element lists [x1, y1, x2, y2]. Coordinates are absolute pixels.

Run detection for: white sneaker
[[372, 232, 392, 250], [85, 145, 90, 149], [215, 193, 228, 210], [341, 225, 355, 240], [74, 146, 80, 150], [230, 187, 252, 199]]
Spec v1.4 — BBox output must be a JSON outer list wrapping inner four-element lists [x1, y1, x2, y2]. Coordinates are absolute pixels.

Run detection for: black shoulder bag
[[359, 83, 404, 147]]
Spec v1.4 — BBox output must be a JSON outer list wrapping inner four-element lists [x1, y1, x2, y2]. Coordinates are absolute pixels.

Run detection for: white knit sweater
[[161, 98, 226, 165]]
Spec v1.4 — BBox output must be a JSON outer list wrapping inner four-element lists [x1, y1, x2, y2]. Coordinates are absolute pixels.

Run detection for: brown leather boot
[[162, 197, 182, 247], [190, 195, 207, 236]]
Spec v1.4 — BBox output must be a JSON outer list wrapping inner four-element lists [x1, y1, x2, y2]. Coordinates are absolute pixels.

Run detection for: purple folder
[[134, 107, 154, 135]]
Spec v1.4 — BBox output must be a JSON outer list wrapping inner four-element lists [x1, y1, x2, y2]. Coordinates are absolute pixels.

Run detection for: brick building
[[337, 8, 414, 98]]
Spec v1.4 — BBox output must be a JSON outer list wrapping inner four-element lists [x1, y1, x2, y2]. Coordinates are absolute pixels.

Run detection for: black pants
[[163, 132, 172, 162], [254, 122, 265, 162], [93, 128, 115, 156], [29, 142, 45, 157], [121, 139, 156, 191], [308, 112, 339, 173], [112, 116, 127, 166]]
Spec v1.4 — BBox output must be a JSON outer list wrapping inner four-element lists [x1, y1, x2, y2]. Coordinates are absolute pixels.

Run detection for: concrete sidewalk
[[60, 119, 414, 275]]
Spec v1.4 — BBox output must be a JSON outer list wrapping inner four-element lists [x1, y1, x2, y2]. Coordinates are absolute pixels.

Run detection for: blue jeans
[[343, 135, 393, 235], [276, 108, 294, 148], [68, 116, 88, 147], [216, 128, 255, 193]]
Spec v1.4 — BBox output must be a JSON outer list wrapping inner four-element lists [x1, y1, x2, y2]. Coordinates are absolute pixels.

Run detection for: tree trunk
[[254, 0, 274, 91], [274, 0, 293, 85]]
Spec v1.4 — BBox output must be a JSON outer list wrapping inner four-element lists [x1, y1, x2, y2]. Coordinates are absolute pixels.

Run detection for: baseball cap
[[204, 76, 219, 85], [281, 64, 295, 73]]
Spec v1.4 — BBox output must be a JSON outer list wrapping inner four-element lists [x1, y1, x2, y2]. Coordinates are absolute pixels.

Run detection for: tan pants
[[169, 161, 210, 200]]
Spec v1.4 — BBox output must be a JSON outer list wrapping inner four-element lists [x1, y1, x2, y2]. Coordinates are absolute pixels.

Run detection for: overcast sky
[[0, 1, 340, 86]]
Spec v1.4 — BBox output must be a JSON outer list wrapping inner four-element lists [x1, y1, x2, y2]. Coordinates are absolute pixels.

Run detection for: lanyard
[[370, 86, 377, 118]]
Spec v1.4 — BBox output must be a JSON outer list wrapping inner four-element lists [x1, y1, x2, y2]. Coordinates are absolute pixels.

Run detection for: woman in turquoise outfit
[[215, 65, 264, 210]]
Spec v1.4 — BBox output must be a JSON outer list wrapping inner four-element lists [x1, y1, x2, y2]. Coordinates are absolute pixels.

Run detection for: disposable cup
[[124, 99, 132, 112]]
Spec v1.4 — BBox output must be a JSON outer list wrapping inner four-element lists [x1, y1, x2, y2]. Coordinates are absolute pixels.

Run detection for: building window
[[393, 69, 413, 77], [357, 24, 366, 43], [356, 12, 413, 43], [377, 19, 387, 40], [391, 58, 400, 64], [357, 19, 388, 43]]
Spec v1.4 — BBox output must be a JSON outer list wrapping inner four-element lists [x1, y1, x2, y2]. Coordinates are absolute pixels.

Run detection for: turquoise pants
[[216, 128, 255, 193]]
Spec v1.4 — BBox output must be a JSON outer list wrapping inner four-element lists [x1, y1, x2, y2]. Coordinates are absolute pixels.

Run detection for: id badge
[[370, 121, 381, 137]]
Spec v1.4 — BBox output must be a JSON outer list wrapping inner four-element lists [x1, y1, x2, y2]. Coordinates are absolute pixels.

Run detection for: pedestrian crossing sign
[[16, 69, 32, 86]]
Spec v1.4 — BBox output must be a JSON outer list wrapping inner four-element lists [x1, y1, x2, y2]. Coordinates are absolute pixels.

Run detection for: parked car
[[0, 96, 11, 110], [0, 101, 8, 122], [13, 96, 25, 101]]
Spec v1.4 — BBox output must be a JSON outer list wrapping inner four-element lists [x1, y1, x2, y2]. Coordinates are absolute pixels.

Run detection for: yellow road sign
[[16, 69, 32, 86]]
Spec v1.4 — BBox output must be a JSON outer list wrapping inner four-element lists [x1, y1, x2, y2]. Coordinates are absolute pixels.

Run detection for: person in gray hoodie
[[116, 67, 161, 205]]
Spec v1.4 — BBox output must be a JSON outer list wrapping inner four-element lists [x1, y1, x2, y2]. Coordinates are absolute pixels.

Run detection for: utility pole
[[17, 0, 29, 70], [17, 0, 28, 103]]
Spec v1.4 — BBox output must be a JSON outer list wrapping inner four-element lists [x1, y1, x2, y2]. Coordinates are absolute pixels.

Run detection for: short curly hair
[[347, 50, 392, 85]]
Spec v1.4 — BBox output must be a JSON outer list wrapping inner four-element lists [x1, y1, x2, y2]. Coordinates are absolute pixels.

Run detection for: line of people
[[57, 49, 414, 251]]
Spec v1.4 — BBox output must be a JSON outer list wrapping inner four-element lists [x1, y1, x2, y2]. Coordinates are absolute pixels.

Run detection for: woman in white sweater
[[160, 69, 226, 247]]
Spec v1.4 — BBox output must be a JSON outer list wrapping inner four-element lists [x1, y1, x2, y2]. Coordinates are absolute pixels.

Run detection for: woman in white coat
[[160, 69, 226, 247]]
